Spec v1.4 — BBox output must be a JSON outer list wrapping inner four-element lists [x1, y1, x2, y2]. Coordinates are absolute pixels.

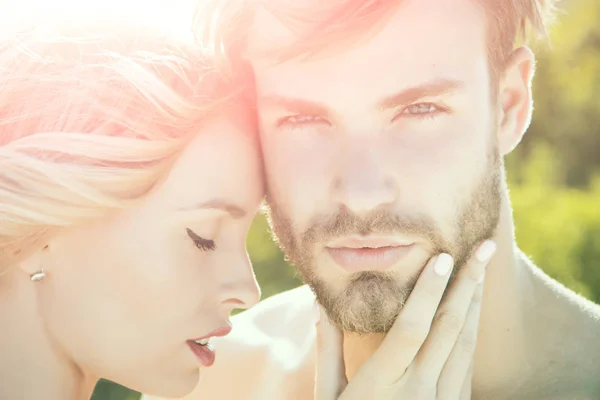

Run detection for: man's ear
[[496, 46, 536, 155]]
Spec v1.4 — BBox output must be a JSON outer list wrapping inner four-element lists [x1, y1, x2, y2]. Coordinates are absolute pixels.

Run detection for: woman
[[0, 6, 262, 400]]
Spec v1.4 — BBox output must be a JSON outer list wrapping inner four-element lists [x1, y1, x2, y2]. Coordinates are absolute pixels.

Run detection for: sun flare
[[0, 0, 196, 37]]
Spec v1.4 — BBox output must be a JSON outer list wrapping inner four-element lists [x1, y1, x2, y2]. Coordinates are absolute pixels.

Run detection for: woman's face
[[33, 106, 264, 397]]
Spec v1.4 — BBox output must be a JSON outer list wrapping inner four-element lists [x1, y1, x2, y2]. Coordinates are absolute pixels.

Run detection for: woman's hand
[[314, 241, 496, 400]]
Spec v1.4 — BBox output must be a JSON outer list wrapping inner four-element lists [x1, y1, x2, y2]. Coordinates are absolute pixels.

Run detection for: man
[[145, 0, 600, 398]]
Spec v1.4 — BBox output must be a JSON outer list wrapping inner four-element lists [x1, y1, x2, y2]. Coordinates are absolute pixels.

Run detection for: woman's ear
[[496, 46, 536, 155], [17, 244, 49, 279]]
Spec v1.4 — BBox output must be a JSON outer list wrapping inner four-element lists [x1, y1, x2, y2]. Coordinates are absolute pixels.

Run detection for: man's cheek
[[270, 156, 329, 198]]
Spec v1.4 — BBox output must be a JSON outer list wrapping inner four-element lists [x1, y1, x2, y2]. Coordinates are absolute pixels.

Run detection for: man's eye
[[276, 115, 329, 127], [186, 228, 216, 252], [393, 102, 444, 121], [407, 103, 438, 114]]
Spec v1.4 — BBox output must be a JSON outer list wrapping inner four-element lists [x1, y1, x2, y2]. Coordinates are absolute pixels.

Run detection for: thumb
[[314, 303, 348, 400]]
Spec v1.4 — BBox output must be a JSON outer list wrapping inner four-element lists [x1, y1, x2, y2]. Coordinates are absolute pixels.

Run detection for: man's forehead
[[246, 0, 490, 105], [246, 0, 488, 64]]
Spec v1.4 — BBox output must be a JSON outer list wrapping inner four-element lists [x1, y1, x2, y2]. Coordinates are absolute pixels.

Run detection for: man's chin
[[334, 299, 402, 334], [309, 274, 414, 334]]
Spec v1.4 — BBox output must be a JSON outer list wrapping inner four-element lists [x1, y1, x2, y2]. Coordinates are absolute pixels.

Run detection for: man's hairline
[[239, 1, 514, 105]]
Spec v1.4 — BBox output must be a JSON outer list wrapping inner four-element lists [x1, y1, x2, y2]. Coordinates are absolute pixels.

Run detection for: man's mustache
[[301, 207, 447, 250]]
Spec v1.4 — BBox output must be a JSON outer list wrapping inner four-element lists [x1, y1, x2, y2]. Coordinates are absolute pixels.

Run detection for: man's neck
[[340, 194, 599, 394], [0, 271, 97, 400]]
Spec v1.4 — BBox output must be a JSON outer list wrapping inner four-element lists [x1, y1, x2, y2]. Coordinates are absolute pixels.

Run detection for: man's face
[[250, 0, 502, 333]]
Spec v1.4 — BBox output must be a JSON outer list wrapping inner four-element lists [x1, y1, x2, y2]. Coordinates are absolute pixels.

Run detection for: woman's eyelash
[[186, 228, 216, 252]]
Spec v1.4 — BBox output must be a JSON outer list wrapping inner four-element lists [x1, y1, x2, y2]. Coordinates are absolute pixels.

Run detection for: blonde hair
[[0, 9, 247, 269], [194, 0, 558, 81]]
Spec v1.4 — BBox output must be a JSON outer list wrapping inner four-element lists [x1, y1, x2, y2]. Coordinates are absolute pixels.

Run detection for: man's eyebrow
[[177, 199, 247, 219], [379, 78, 465, 110], [258, 95, 330, 116], [258, 78, 464, 116]]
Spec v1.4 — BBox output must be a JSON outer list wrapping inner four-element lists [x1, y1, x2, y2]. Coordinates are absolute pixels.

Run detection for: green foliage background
[[93, 1, 600, 398]]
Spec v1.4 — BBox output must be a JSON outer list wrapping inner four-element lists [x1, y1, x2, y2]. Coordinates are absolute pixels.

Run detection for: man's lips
[[326, 236, 415, 272], [327, 235, 415, 249]]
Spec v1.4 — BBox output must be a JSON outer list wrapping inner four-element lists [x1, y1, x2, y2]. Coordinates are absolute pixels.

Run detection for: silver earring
[[30, 269, 46, 282]]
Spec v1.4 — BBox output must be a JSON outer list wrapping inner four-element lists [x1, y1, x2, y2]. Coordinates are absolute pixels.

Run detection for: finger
[[437, 278, 484, 399], [458, 359, 474, 400], [361, 253, 454, 383], [314, 304, 348, 400], [412, 241, 494, 379]]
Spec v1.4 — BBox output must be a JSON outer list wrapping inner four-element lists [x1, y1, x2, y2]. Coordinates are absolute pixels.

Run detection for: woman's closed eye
[[186, 228, 216, 251]]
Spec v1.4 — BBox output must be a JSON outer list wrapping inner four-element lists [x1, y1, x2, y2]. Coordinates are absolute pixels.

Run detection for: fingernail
[[475, 240, 496, 263], [434, 253, 454, 276]]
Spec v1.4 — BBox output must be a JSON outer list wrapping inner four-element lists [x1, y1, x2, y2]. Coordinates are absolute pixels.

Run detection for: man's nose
[[332, 141, 398, 215]]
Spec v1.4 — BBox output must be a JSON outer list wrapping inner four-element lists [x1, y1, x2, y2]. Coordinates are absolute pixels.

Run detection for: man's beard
[[266, 150, 502, 334]]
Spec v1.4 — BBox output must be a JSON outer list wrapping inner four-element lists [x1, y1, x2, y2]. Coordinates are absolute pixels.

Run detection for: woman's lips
[[187, 325, 231, 367], [326, 244, 415, 272], [187, 340, 216, 367]]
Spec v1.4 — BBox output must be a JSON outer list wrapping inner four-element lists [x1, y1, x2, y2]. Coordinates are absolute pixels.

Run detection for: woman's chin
[[132, 369, 201, 399]]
